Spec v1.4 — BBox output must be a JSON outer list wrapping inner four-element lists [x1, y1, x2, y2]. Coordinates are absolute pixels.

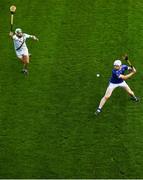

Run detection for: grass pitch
[[0, 0, 143, 178]]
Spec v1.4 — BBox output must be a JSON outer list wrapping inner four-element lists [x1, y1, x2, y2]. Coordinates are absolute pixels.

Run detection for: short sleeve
[[122, 65, 128, 71]]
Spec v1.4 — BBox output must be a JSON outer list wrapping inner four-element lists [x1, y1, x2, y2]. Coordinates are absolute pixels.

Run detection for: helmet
[[15, 28, 22, 34], [113, 60, 122, 66]]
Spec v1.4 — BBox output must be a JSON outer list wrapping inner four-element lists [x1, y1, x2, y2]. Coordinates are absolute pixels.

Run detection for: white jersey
[[12, 33, 31, 51]]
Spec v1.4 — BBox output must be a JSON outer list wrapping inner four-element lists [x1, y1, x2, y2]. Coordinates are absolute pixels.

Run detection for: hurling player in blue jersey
[[95, 59, 138, 115]]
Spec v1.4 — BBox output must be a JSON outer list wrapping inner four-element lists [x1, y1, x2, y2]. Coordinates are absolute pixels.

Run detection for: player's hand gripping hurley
[[123, 54, 133, 68], [123, 54, 136, 73]]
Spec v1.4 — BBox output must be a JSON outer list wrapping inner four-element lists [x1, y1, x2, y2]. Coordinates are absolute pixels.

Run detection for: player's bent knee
[[22, 59, 29, 64], [22, 55, 29, 60], [22, 56, 29, 64]]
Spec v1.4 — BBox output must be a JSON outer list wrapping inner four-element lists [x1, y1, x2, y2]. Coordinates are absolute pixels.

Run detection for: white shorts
[[108, 81, 129, 89], [15, 47, 29, 59], [104, 81, 131, 97]]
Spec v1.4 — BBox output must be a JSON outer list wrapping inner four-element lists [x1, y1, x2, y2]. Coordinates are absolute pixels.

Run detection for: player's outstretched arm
[[30, 35, 39, 41], [120, 67, 136, 80]]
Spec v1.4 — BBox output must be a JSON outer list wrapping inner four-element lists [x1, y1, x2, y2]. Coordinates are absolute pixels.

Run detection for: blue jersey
[[110, 65, 128, 84]]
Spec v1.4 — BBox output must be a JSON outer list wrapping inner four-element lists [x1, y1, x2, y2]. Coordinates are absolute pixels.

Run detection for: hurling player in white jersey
[[9, 28, 38, 74], [95, 59, 139, 115]]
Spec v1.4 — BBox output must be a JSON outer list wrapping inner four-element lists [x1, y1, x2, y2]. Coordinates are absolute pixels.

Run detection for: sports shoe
[[130, 96, 140, 102], [21, 69, 25, 73], [95, 108, 102, 115], [24, 69, 29, 75]]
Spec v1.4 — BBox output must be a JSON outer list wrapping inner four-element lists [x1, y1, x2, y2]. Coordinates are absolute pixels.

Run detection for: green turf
[[0, 0, 143, 178]]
